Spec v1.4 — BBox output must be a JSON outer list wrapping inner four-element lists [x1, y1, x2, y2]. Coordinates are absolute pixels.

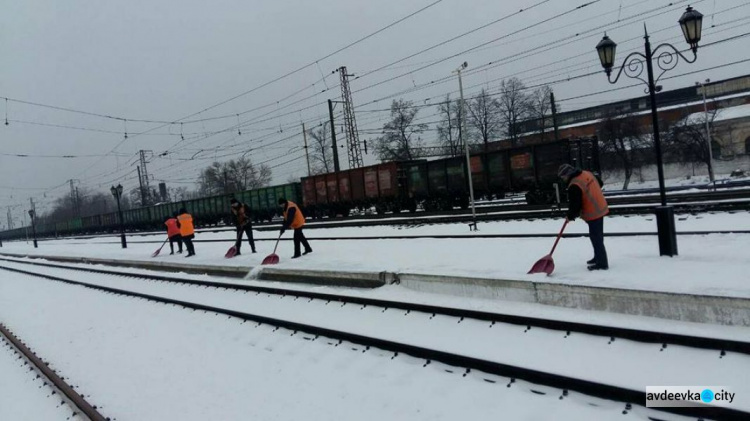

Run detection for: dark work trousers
[[587, 217, 608, 268], [169, 234, 183, 253], [183, 234, 196, 256], [293, 228, 312, 257], [235, 224, 256, 253]]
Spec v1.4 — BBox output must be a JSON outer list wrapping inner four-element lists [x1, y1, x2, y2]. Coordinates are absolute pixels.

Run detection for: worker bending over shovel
[[558, 164, 609, 271]]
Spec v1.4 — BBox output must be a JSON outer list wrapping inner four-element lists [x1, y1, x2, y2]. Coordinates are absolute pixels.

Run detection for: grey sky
[[1, 0, 748, 224]]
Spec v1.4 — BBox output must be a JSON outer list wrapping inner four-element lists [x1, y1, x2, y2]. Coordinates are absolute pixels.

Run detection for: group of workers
[[163, 197, 312, 259], [161, 165, 606, 270]]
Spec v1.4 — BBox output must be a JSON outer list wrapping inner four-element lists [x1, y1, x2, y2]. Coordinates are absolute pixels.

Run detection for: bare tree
[[467, 88, 502, 152], [169, 186, 192, 202], [666, 109, 718, 181], [375, 99, 427, 161], [198, 158, 272, 195], [597, 111, 650, 190], [527, 85, 553, 142], [436, 95, 462, 157], [498, 78, 531, 145], [307, 125, 334, 174], [227, 157, 272, 190]]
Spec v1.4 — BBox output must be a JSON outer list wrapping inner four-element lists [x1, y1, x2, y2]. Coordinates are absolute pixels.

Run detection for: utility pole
[[327, 99, 341, 172], [139, 150, 152, 205], [696, 79, 715, 182], [454, 62, 477, 231], [338, 66, 364, 169], [69, 179, 79, 216], [550, 90, 560, 142], [137, 166, 146, 206], [302, 123, 311, 176], [7, 206, 14, 230]]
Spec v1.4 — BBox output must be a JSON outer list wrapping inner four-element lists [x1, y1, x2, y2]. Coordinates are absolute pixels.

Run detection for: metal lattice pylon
[[339, 66, 363, 168], [139, 150, 153, 205]]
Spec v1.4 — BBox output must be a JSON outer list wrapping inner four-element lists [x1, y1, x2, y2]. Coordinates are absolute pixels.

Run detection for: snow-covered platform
[[2, 212, 749, 325]]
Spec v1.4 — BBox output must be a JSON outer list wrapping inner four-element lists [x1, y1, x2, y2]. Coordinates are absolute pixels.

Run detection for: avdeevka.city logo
[[646, 386, 735, 408]]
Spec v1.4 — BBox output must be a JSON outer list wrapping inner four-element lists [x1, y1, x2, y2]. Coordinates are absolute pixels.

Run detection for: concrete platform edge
[[2, 252, 748, 326]]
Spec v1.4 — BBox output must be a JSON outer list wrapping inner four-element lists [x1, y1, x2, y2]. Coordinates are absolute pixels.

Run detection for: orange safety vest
[[177, 213, 195, 236], [569, 171, 609, 221], [165, 218, 180, 237], [283, 201, 305, 229]]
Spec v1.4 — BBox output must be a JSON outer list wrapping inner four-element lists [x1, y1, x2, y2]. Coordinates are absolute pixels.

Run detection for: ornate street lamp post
[[595, 6, 703, 257], [110, 184, 127, 249], [28, 209, 38, 248]]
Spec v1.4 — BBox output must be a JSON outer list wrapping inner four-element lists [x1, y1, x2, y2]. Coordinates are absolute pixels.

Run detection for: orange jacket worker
[[164, 212, 183, 255], [177, 208, 196, 257], [278, 198, 311, 259], [559, 164, 609, 270]]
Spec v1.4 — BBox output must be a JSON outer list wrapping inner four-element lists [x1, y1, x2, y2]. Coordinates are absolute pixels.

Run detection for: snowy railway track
[[1, 256, 748, 356], [1, 258, 748, 420], [0, 323, 107, 421]]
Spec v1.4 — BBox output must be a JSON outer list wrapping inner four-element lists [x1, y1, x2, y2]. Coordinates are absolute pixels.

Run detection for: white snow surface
[[3, 213, 750, 298], [0, 271, 700, 421], [2, 258, 748, 406], [683, 103, 750, 125], [0, 334, 73, 421]]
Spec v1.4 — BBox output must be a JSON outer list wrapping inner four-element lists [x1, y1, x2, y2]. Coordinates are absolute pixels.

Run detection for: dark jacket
[[231, 203, 251, 227], [566, 170, 604, 221]]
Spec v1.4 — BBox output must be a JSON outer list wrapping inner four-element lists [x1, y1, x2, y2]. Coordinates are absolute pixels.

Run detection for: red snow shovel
[[225, 246, 238, 259], [151, 238, 169, 258], [261, 232, 283, 265], [527, 219, 569, 276]]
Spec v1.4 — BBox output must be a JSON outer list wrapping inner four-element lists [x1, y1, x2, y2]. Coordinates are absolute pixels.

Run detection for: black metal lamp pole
[[111, 184, 127, 249], [595, 6, 703, 257], [28, 210, 38, 248]]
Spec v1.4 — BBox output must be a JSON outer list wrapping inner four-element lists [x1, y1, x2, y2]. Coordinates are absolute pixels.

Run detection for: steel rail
[[2, 262, 747, 420], [2, 256, 747, 356], [0, 323, 108, 421]]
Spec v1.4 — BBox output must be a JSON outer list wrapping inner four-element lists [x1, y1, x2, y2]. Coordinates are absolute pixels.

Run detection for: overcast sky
[[1, 0, 748, 225]]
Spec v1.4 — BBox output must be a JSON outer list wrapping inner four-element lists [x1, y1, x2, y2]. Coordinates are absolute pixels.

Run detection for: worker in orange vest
[[164, 212, 183, 255], [558, 164, 609, 270], [278, 197, 312, 259], [177, 207, 196, 257]]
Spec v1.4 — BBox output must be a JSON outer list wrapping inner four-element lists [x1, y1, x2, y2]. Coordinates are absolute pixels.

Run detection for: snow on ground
[[603, 173, 750, 191], [3, 213, 750, 298], [2, 257, 747, 409], [0, 272, 692, 421], [0, 334, 73, 421], [4, 255, 747, 343]]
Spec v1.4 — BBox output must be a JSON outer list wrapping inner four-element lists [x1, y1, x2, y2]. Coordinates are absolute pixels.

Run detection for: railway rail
[[1, 257, 748, 420], [0, 322, 107, 421]]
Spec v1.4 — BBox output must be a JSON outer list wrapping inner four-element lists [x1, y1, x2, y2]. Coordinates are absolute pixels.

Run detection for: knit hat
[[278, 197, 287, 205], [558, 164, 577, 178]]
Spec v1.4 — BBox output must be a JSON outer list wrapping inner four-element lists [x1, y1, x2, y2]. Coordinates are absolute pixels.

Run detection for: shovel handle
[[272, 231, 283, 254], [549, 219, 569, 256]]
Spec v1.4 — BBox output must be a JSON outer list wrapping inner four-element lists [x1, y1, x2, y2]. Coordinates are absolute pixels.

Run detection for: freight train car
[[302, 162, 413, 217], [0, 183, 303, 241], [303, 137, 599, 217]]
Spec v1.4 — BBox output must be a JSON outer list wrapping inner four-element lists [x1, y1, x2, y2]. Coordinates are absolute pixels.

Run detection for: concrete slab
[[2, 251, 749, 326]]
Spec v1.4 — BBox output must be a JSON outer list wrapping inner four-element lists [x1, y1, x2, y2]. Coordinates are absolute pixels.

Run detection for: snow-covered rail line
[[1, 256, 748, 355], [1, 260, 748, 420], [0, 323, 107, 421]]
